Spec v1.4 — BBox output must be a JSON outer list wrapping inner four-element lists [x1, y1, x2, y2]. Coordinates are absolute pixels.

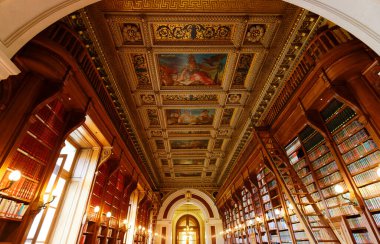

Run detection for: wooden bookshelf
[[320, 98, 380, 243], [81, 162, 133, 244], [0, 99, 67, 242], [256, 166, 295, 244]]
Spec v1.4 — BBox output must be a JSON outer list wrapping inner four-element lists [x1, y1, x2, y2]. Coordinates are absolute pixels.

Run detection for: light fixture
[[334, 184, 344, 194], [106, 211, 112, 218], [94, 206, 100, 213], [255, 216, 262, 223], [288, 203, 294, 210], [334, 184, 358, 206], [39, 189, 59, 210], [0, 170, 21, 192], [247, 219, 254, 226]]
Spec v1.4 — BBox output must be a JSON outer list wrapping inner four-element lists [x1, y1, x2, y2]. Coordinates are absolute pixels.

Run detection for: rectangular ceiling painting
[[158, 54, 227, 86]]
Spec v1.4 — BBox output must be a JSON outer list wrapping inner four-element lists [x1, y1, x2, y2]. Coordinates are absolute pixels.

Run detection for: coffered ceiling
[[73, 0, 323, 193]]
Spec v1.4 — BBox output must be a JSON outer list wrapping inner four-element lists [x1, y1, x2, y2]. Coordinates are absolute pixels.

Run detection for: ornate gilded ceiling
[[73, 0, 323, 192]]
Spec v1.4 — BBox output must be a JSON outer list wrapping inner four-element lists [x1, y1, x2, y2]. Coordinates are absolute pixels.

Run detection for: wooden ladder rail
[[254, 127, 341, 243]]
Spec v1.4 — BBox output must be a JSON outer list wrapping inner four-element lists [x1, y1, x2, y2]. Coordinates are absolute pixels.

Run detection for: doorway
[[176, 214, 200, 244]]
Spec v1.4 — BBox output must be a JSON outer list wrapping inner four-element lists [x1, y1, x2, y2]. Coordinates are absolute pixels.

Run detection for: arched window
[[176, 214, 200, 244]]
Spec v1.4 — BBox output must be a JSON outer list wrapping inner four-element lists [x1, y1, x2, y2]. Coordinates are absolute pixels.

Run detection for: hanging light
[[334, 184, 344, 194]]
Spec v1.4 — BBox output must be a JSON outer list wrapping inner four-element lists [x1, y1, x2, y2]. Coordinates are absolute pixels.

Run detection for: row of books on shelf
[[328, 204, 359, 217], [0, 174, 38, 201], [294, 159, 307, 171], [270, 234, 280, 243], [285, 138, 302, 156], [358, 181, 380, 198], [342, 140, 377, 163], [9, 152, 45, 180], [36, 106, 65, 133], [332, 120, 362, 144], [312, 229, 336, 241], [325, 106, 356, 133], [315, 161, 338, 179], [353, 167, 380, 187], [279, 231, 291, 242], [347, 151, 380, 175], [319, 171, 342, 188], [311, 152, 334, 170], [308, 144, 329, 162], [303, 133, 324, 153], [289, 151, 302, 165], [302, 174, 313, 186], [29, 118, 58, 148], [372, 213, 380, 225], [346, 216, 366, 229], [0, 198, 29, 219], [365, 196, 380, 211], [19, 133, 51, 163], [353, 232, 371, 243], [337, 129, 369, 153], [294, 231, 308, 240]]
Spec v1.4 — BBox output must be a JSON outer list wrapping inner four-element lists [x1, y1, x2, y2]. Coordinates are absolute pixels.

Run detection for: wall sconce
[[94, 206, 100, 213], [334, 184, 358, 206], [255, 216, 262, 223], [288, 203, 294, 210], [0, 170, 21, 192], [123, 219, 131, 230], [247, 219, 254, 227], [106, 211, 112, 218], [39, 190, 58, 210]]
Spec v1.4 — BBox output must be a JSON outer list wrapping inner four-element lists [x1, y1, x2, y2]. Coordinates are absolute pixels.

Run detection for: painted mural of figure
[[177, 55, 215, 85], [178, 110, 196, 124], [196, 109, 213, 124]]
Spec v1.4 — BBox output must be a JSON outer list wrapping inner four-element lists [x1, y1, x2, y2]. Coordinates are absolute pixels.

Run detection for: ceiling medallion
[[121, 23, 143, 44], [245, 24, 266, 43]]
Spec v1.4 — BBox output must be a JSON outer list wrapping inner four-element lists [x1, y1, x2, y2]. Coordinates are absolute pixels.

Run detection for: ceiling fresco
[[72, 0, 323, 192]]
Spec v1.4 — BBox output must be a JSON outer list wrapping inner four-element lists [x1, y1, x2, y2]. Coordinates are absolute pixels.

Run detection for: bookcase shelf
[[0, 98, 70, 243], [81, 162, 132, 244]]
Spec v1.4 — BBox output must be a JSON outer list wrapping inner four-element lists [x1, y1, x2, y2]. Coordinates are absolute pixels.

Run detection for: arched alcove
[[156, 189, 223, 244]]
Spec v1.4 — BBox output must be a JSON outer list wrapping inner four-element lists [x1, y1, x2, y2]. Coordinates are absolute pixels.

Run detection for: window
[[25, 141, 77, 243]]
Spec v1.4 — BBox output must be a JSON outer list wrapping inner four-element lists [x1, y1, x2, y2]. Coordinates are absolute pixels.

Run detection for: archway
[[156, 189, 223, 244], [175, 214, 200, 244]]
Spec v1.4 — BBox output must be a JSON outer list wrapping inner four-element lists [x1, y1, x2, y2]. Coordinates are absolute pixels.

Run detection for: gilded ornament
[[227, 94, 241, 104], [121, 23, 143, 44], [153, 24, 232, 41], [245, 24, 266, 43], [232, 54, 254, 86], [132, 54, 151, 85], [141, 94, 155, 104]]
